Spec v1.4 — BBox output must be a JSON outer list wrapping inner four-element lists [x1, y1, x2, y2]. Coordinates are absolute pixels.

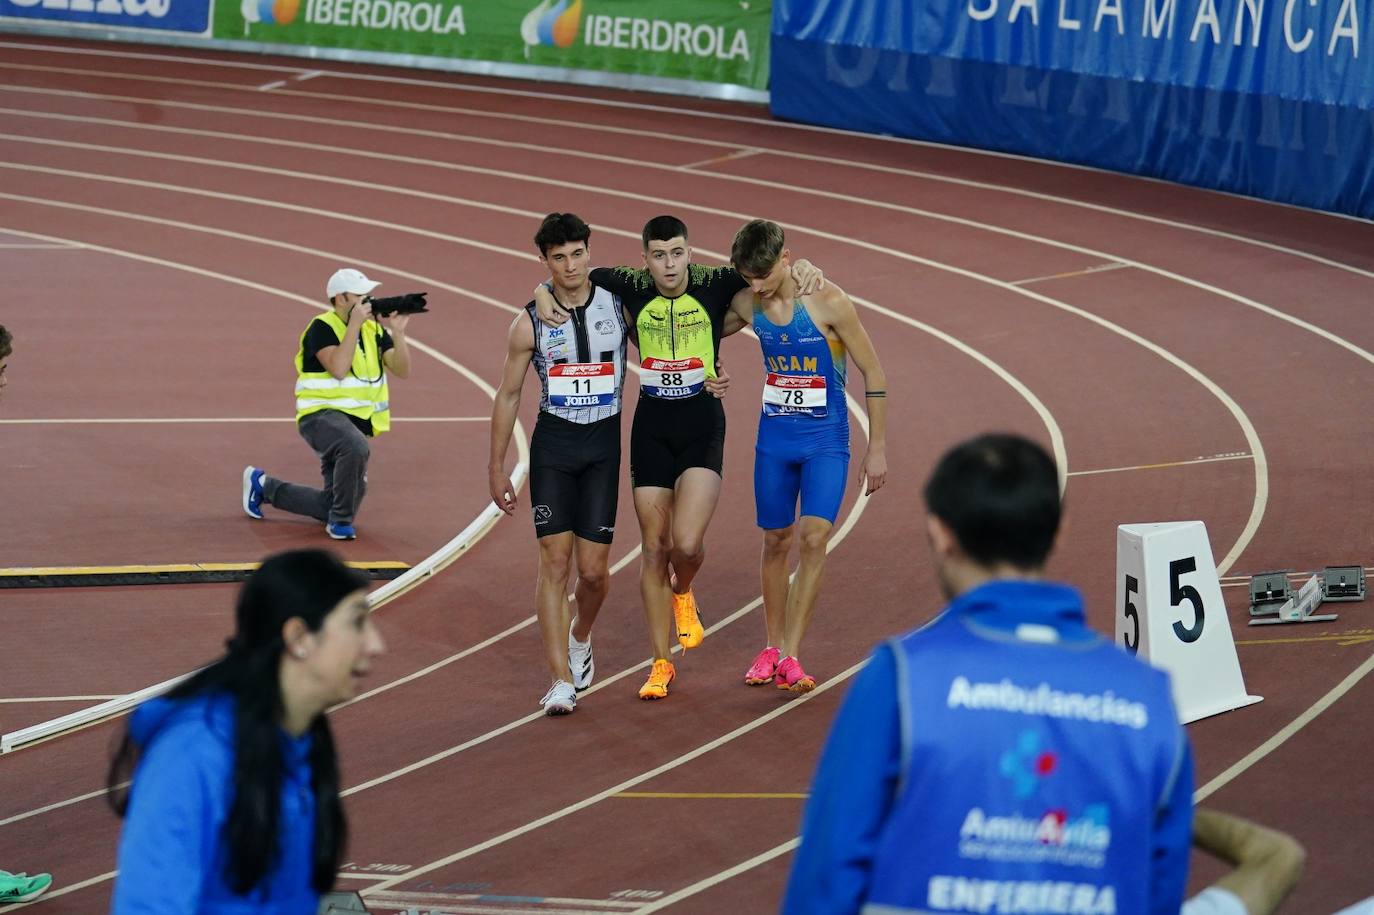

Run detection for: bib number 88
[[661, 372, 684, 386]]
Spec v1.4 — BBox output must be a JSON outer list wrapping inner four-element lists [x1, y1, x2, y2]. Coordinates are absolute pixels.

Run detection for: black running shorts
[[630, 392, 726, 490], [528, 412, 621, 543]]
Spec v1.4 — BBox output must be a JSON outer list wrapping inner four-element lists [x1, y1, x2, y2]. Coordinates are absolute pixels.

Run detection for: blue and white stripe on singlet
[[527, 283, 628, 425]]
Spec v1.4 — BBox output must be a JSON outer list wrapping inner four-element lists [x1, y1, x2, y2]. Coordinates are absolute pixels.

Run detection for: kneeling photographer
[[241, 268, 427, 541]]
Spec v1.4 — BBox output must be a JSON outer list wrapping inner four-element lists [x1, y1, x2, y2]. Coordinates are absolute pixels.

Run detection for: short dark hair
[[923, 433, 1061, 569], [534, 213, 591, 256], [642, 215, 688, 248], [731, 219, 785, 277], [0, 325, 11, 360]]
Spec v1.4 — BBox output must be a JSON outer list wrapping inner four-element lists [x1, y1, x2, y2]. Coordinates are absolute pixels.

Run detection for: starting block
[[1117, 521, 1262, 724], [1249, 574, 1338, 625], [1248, 571, 1292, 617], [1322, 565, 1367, 602]]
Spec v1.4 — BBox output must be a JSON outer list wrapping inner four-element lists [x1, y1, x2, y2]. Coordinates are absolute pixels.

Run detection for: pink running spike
[[744, 646, 781, 685], [775, 656, 816, 693]]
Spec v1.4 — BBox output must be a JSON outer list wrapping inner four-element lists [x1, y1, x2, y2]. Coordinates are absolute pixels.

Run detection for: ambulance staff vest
[[865, 582, 1188, 915], [294, 311, 391, 434]]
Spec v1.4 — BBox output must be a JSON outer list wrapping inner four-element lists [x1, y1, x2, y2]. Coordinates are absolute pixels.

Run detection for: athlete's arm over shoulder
[[488, 313, 536, 515], [815, 283, 888, 496], [722, 286, 756, 337], [592, 265, 652, 298]]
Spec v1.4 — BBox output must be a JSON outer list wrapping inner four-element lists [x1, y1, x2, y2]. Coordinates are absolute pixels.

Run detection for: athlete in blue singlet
[[727, 219, 888, 692]]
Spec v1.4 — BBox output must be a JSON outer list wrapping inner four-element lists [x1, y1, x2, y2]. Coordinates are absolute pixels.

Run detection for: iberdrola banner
[[215, 0, 770, 91]]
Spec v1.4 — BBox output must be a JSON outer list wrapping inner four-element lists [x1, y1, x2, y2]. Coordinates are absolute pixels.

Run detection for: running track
[[0, 37, 1372, 913]]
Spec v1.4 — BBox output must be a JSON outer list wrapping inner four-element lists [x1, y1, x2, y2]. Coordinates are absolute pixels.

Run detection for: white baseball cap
[[326, 268, 381, 298]]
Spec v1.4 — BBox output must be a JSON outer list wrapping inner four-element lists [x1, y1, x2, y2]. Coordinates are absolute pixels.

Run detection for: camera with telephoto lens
[[364, 292, 430, 316]]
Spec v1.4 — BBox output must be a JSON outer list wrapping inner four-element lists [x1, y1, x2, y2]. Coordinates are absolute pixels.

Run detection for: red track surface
[[1, 36, 1372, 913]]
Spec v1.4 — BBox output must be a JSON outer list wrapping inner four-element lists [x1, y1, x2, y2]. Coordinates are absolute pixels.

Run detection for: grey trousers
[[264, 409, 370, 525]]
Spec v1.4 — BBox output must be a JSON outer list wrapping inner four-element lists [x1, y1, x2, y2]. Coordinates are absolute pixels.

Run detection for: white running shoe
[[540, 679, 577, 716], [568, 621, 594, 691]]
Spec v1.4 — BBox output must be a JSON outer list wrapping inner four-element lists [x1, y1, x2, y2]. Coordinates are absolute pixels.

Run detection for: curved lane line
[[2, 48, 1362, 900], [0, 224, 529, 751], [12, 44, 1374, 234], [0, 137, 1289, 563], [6, 80, 1373, 272]]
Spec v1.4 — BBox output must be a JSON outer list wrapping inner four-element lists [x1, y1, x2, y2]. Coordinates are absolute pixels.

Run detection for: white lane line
[[634, 839, 799, 914], [1067, 453, 1253, 478], [0, 127, 1291, 559], [4, 88, 1364, 406], [1009, 262, 1129, 286], [0, 135, 1236, 842], [0, 241, 80, 248], [0, 695, 120, 703], [361, 657, 870, 895], [332, 546, 642, 712], [5, 54, 1357, 888], [12, 37, 1367, 239], [340, 386, 874, 798], [0, 64, 738, 152], [5, 64, 1370, 255], [0, 62, 1302, 884], [0, 161, 1067, 501], [7, 97, 1367, 391], [0, 186, 523, 316], [294, 70, 322, 82], [4, 870, 116, 909], [0, 416, 488, 424], [0, 40, 323, 75], [1195, 650, 1374, 802], [257, 79, 287, 92], [4, 139, 1269, 574], [0, 782, 127, 828], [0, 223, 529, 748], [0, 145, 1070, 488]]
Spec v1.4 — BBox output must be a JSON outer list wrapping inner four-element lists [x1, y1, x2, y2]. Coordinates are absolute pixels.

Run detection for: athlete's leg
[[779, 514, 834, 659], [571, 536, 612, 640], [760, 524, 794, 648], [755, 444, 804, 649], [536, 531, 576, 683], [570, 419, 620, 640], [633, 486, 676, 662], [779, 451, 849, 660], [668, 467, 722, 594]]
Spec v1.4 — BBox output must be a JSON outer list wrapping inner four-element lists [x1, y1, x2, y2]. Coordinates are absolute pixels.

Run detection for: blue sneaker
[[326, 521, 356, 540], [242, 466, 265, 520]]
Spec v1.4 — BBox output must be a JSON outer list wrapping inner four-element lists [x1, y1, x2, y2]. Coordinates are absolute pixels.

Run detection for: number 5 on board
[[1116, 521, 1262, 724]]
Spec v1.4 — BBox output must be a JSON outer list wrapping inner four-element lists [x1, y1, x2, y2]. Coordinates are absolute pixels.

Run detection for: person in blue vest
[[784, 433, 1194, 915], [107, 549, 385, 914], [726, 220, 888, 693], [242, 268, 415, 541]]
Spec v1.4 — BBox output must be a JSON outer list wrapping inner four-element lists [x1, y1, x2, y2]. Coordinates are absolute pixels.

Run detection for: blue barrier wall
[[771, 0, 1374, 218]]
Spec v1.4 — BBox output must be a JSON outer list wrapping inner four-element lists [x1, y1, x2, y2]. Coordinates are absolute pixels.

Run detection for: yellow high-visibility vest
[[294, 311, 391, 434]]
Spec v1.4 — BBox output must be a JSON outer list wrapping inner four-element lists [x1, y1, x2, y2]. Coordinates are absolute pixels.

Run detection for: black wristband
[[865, 390, 887, 398]]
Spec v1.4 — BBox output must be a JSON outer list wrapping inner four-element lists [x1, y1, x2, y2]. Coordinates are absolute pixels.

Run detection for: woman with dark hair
[[108, 549, 384, 914]]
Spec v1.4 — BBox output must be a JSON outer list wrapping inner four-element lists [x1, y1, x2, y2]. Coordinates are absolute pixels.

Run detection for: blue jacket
[[111, 693, 321, 915], [784, 580, 1193, 915]]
